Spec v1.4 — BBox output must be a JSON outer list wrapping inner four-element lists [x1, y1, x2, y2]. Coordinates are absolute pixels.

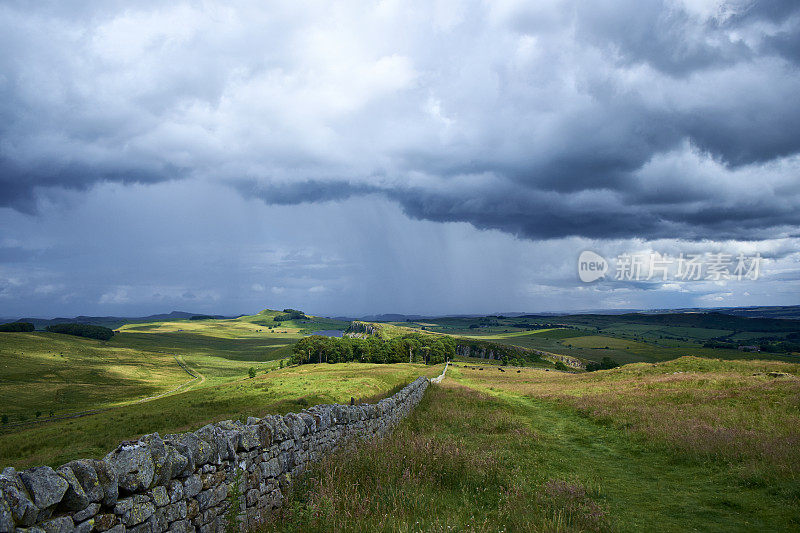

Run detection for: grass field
[[447, 327, 800, 366], [0, 308, 349, 421], [118, 309, 349, 338], [0, 308, 359, 467], [265, 358, 800, 532], [0, 332, 195, 421], [4, 308, 800, 530], [457, 328, 560, 340], [395, 312, 800, 367], [0, 362, 442, 469], [457, 358, 800, 480]]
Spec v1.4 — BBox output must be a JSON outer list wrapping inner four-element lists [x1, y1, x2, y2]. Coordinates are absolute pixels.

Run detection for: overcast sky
[[2, 0, 800, 318]]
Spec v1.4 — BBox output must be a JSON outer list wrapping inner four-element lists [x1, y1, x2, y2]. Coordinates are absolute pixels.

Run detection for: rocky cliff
[[455, 340, 585, 370], [344, 321, 382, 338]]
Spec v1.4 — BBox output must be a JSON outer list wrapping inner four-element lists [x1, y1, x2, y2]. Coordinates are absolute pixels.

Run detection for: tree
[[586, 356, 619, 372], [1, 414, 7, 425], [0, 322, 34, 332], [600, 356, 619, 369], [45, 323, 114, 341], [248, 367, 256, 379], [290, 331, 455, 367], [274, 309, 308, 322]]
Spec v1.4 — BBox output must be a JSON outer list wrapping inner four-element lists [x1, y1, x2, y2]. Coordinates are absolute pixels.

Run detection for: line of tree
[[757, 341, 800, 353], [585, 357, 620, 372], [0, 322, 35, 332], [274, 309, 309, 322], [703, 340, 738, 349], [291, 333, 455, 365], [45, 323, 115, 341], [703, 339, 800, 353]]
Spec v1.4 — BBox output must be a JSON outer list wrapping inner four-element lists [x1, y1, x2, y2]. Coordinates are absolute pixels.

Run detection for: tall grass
[[262, 384, 610, 532], [457, 357, 800, 483]]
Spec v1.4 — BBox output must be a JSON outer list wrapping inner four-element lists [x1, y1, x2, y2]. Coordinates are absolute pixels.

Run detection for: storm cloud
[[1, 0, 799, 240], [2, 1, 800, 317]]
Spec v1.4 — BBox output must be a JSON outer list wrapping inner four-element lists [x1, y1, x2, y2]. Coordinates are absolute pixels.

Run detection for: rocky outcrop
[[344, 321, 382, 338], [0, 377, 430, 532], [455, 341, 586, 370], [539, 351, 585, 370], [455, 344, 505, 361]]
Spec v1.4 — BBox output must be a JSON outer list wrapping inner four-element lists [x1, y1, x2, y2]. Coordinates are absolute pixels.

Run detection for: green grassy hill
[[0, 307, 352, 465], [117, 307, 349, 337], [0, 332, 194, 422]]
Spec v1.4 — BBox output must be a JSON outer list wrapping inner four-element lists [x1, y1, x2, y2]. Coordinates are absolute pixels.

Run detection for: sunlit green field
[[456, 327, 559, 340], [0, 309, 349, 423], [118, 309, 348, 338], [0, 308, 361, 467], [0, 332, 195, 421], [4, 308, 800, 531], [0, 330, 288, 424], [0, 361, 441, 469]]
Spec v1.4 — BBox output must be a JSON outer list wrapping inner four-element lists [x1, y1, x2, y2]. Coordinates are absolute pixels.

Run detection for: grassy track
[[265, 359, 800, 532]]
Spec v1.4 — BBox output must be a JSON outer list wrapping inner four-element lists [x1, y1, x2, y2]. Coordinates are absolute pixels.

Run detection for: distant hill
[[10, 311, 237, 331], [527, 311, 800, 333], [330, 314, 429, 322], [10, 304, 800, 332], [705, 305, 800, 320], [361, 305, 800, 323]]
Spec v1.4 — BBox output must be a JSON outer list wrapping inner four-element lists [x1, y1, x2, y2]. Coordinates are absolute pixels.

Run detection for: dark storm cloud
[[571, 0, 752, 75], [387, 176, 800, 241], [237, 180, 380, 206], [2, 0, 800, 241], [0, 156, 188, 212]]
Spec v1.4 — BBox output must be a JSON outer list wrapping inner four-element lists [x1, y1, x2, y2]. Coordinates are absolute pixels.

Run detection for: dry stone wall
[[0, 376, 430, 533]]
